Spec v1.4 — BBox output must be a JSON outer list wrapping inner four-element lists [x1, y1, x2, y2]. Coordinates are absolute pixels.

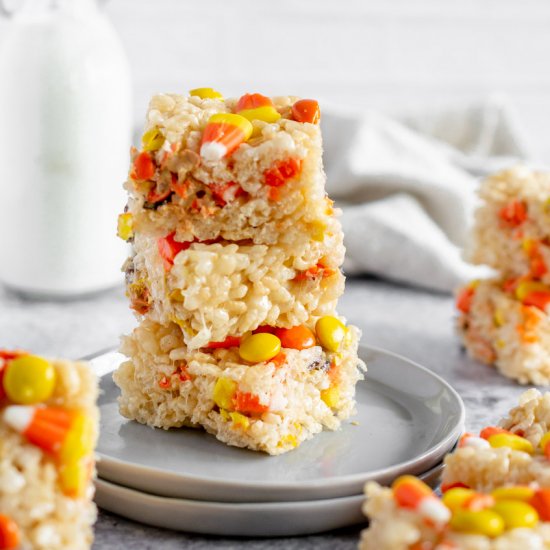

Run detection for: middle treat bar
[[126, 231, 345, 349]]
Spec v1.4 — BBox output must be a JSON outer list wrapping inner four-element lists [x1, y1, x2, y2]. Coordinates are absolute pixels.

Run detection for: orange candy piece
[[530, 488, 550, 521], [274, 325, 316, 350], [291, 99, 320, 124], [456, 286, 475, 314], [133, 151, 156, 181], [264, 158, 302, 188], [523, 291, 550, 311], [0, 515, 19, 550], [205, 336, 242, 349], [233, 391, 269, 415], [498, 200, 527, 227], [157, 232, 191, 271], [479, 426, 510, 440]]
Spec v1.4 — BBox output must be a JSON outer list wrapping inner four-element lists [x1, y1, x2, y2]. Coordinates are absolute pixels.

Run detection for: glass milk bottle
[[0, 0, 132, 296]]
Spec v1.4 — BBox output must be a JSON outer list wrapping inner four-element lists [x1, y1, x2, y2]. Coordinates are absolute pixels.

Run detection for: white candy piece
[[462, 436, 491, 449], [419, 497, 451, 525], [200, 141, 226, 162], [3, 405, 35, 433]]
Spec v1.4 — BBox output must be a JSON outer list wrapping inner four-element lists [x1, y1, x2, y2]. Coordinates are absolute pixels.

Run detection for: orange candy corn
[[392, 475, 451, 525], [3, 405, 75, 455], [200, 113, 253, 162], [235, 93, 281, 124]]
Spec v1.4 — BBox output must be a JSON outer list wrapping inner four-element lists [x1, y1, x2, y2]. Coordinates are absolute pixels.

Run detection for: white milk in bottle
[[0, 0, 132, 296]]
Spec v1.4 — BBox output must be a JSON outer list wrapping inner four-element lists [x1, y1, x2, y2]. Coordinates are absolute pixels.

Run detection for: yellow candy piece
[[450, 509, 505, 537], [239, 333, 281, 363], [278, 433, 298, 449], [117, 213, 133, 241], [58, 460, 88, 498], [491, 486, 535, 502], [213, 377, 237, 410], [141, 126, 165, 152], [190, 87, 224, 100], [321, 386, 340, 408], [516, 280, 550, 301], [491, 500, 539, 529], [442, 488, 477, 512], [229, 411, 250, 430], [315, 316, 347, 352], [488, 433, 534, 454], [59, 413, 95, 464], [522, 238, 535, 253], [237, 106, 281, 124], [540, 431, 550, 451], [3, 355, 56, 405], [310, 220, 327, 242], [493, 308, 505, 327]]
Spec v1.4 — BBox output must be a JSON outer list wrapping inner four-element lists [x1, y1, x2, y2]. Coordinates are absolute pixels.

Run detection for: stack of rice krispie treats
[[0, 350, 98, 550], [457, 167, 550, 384], [115, 89, 365, 455], [360, 390, 550, 549]]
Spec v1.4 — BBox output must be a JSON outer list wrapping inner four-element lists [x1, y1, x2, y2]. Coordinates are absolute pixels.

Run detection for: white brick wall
[[2, 0, 550, 159]]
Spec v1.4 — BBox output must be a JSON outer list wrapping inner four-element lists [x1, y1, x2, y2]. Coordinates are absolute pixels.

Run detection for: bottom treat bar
[[456, 277, 550, 384], [0, 351, 98, 550], [114, 316, 365, 455], [360, 476, 550, 550], [442, 389, 550, 493]]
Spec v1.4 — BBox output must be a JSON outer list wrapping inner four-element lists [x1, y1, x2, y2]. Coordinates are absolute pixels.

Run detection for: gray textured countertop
[[0, 277, 530, 549]]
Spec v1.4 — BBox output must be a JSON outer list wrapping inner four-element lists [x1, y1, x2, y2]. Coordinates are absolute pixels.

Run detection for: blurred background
[[0, 0, 548, 353], [2, 0, 545, 155]]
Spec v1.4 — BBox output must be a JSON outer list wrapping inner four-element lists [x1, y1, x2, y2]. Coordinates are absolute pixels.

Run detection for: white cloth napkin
[[322, 97, 534, 292]]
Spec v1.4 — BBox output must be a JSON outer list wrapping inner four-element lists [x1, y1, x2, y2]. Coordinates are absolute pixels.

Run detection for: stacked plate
[[91, 345, 465, 537]]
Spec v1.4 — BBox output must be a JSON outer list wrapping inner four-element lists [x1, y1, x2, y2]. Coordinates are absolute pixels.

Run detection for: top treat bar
[[122, 90, 335, 245], [465, 166, 550, 284]]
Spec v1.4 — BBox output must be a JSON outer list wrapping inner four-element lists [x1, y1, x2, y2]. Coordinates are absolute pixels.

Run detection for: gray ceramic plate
[[95, 460, 445, 537], [94, 345, 464, 502]]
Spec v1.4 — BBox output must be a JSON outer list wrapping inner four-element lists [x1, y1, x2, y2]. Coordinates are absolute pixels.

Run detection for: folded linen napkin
[[322, 97, 533, 292]]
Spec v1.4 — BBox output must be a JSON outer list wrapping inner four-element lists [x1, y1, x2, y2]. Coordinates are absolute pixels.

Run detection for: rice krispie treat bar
[[118, 90, 335, 245], [442, 390, 550, 493], [0, 350, 98, 550], [114, 316, 364, 455], [126, 231, 345, 349], [456, 277, 550, 384], [465, 166, 550, 283], [360, 475, 550, 550]]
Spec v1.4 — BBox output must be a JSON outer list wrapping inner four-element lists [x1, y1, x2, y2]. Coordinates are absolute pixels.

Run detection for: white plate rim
[[95, 344, 464, 494]]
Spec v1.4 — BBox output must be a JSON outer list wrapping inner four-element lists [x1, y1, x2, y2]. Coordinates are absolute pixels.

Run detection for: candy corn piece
[[392, 475, 451, 525], [3, 405, 94, 496], [189, 87, 223, 99], [200, 113, 253, 162], [235, 93, 281, 123]]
